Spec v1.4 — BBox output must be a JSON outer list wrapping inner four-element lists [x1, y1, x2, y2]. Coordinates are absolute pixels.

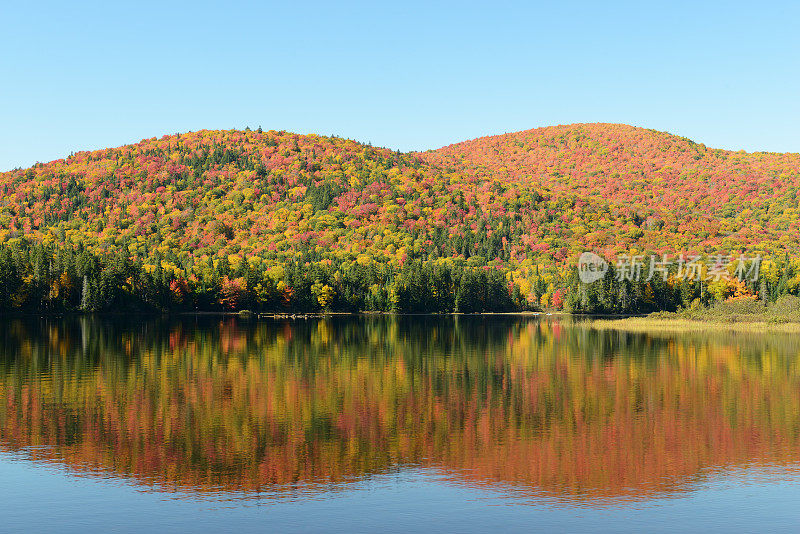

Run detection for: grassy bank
[[589, 317, 800, 333], [589, 295, 800, 333]]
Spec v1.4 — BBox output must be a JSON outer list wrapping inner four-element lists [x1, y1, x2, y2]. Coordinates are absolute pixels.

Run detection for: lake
[[1, 316, 800, 532]]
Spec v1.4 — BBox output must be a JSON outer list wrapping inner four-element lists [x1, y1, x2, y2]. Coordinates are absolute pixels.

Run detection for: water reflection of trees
[[1, 316, 800, 503]]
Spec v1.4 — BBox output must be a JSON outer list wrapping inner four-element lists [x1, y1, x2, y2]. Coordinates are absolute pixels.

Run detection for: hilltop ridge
[[1, 123, 798, 313]]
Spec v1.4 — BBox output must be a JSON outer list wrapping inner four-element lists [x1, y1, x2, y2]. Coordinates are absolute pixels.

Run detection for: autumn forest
[[2, 123, 800, 314]]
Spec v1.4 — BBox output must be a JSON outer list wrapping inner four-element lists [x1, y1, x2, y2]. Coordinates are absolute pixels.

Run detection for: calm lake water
[[1, 316, 800, 532]]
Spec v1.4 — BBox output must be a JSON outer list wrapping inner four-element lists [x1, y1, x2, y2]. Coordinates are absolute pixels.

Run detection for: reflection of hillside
[[1, 317, 800, 503]]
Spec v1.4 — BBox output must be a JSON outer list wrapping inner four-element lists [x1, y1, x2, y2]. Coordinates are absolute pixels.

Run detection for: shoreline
[[4, 311, 800, 332], [588, 316, 800, 333]]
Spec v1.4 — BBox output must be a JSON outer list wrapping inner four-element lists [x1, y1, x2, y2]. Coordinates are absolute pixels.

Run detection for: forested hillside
[[1, 123, 799, 313]]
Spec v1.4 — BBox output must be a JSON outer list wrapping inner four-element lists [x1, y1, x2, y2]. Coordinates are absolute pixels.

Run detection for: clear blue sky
[[2, 1, 799, 171]]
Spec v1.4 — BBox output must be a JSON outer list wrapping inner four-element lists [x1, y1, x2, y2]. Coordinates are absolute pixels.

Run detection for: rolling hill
[[1, 123, 798, 313]]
